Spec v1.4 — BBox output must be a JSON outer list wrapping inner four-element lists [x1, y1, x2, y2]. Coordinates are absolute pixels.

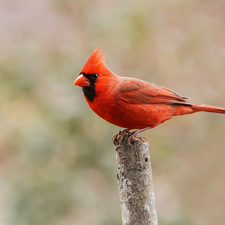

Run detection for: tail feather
[[192, 103, 225, 114]]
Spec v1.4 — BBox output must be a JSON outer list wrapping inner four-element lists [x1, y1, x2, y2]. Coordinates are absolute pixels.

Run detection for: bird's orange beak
[[74, 74, 90, 87]]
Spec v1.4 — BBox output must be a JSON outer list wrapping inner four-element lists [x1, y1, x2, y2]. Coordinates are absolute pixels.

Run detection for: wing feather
[[118, 79, 191, 106]]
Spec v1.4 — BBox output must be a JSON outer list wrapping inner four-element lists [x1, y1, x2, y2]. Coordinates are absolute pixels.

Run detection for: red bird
[[74, 47, 225, 137]]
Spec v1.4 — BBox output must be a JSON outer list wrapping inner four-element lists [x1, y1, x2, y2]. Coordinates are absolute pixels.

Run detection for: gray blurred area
[[0, 0, 225, 225]]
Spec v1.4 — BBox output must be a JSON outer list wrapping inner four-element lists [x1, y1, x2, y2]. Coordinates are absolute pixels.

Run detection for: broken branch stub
[[114, 132, 158, 225]]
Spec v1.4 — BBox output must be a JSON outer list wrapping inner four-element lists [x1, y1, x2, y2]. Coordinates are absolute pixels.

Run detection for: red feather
[[80, 47, 109, 76]]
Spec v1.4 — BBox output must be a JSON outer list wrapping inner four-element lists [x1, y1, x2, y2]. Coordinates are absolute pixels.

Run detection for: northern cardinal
[[74, 47, 225, 138]]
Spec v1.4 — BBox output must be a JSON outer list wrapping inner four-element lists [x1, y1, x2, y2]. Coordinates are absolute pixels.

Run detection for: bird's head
[[74, 47, 113, 102], [74, 47, 109, 87]]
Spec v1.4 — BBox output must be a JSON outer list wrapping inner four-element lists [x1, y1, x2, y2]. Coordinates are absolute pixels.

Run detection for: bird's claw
[[113, 129, 147, 146], [112, 129, 129, 146], [127, 133, 147, 145]]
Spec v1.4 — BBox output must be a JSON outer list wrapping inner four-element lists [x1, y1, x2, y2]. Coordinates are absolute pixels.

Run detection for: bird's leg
[[128, 126, 153, 144]]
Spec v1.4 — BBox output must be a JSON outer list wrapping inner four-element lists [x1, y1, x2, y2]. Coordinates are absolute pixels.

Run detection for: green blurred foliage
[[0, 0, 225, 225]]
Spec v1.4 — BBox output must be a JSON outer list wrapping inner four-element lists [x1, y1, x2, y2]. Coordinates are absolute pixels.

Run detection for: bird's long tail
[[192, 103, 225, 114]]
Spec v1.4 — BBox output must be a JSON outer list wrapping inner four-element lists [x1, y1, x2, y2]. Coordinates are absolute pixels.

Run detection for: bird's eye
[[92, 73, 98, 79]]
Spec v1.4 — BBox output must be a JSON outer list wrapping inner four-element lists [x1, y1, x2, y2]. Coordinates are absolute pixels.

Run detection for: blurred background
[[0, 0, 225, 224]]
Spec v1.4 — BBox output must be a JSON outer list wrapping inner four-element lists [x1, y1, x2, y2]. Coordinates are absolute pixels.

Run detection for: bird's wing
[[118, 79, 192, 106]]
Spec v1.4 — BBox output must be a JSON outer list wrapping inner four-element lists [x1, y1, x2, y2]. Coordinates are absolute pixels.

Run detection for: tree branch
[[113, 131, 158, 225]]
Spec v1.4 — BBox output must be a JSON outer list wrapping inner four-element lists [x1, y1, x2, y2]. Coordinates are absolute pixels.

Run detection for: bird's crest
[[80, 47, 109, 75]]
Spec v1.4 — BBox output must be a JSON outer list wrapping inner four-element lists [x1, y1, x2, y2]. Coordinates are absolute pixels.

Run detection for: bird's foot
[[113, 129, 130, 146], [113, 128, 148, 146], [127, 131, 147, 144], [127, 125, 153, 144]]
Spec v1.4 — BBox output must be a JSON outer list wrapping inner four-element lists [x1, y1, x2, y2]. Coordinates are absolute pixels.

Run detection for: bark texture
[[113, 131, 158, 225]]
